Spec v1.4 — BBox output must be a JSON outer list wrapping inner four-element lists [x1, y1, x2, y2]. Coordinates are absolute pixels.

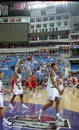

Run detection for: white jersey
[[46, 69, 60, 101], [13, 73, 23, 95], [0, 80, 3, 107], [47, 69, 57, 90], [17, 73, 22, 86]]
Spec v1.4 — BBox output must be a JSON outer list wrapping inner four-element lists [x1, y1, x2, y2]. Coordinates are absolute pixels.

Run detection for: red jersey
[[11, 77, 15, 89], [31, 75, 37, 88], [26, 78, 30, 88]]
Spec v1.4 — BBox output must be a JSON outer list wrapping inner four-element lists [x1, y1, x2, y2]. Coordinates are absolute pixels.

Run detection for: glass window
[[30, 18, 35, 22], [42, 29, 44, 32], [36, 18, 41, 22], [64, 22, 67, 26], [41, 10, 46, 15], [39, 29, 41, 32], [31, 25, 34, 29], [43, 36, 47, 40], [39, 36, 44, 40], [43, 24, 47, 28], [36, 24, 41, 28], [49, 23, 54, 27], [42, 17, 48, 21], [45, 29, 47, 32], [58, 22, 60, 26], [49, 16, 54, 20], [56, 27, 58, 31], [56, 16, 62, 20], [63, 15, 69, 19], [49, 35, 58, 39], [52, 28, 54, 31]]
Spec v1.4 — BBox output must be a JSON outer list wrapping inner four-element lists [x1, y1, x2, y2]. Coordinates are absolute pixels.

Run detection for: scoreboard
[[0, 23, 29, 43]]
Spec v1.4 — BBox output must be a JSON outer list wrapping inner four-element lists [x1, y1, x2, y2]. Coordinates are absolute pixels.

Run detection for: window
[[49, 16, 54, 20], [32, 30, 34, 33], [63, 15, 69, 19], [52, 28, 54, 31], [45, 29, 47, 32], [64, 22, 67, 26], [43, 36, 47, 40], [31, 36, 37, 41], [42, 17, 48, 21], [49, 23, 54, 27], [41, 10, 46, 15], [36, 24, 41, 28], [42, 29, 44, 32], [39, 29, 41, 32], [36, 18, 41, 22], [39, 36, 44, 40], [49, 35, 58, 39], [58, 22, 60, 26], [30, 18, 35, 22], [49, 28, 52, 32], [43, 24, 47, 28], [39, 36, 47, 40], [56, 16, 62, 20], [56, 27, 58, 31], [31, 25, 34, 29]]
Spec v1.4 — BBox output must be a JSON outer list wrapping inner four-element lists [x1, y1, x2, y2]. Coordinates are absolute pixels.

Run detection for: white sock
[[56, 113, 60, 117]]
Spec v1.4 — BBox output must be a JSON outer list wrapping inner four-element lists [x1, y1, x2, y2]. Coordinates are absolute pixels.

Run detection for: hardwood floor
[[3, 86, 79, 113]]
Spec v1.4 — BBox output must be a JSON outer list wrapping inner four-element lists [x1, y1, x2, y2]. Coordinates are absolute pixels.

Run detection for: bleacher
[[20, 56, 65, 83], [70, 63, 79, 78], [0, 56, 18, 82]]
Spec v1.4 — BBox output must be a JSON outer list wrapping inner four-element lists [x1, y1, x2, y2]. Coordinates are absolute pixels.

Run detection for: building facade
[[29, 6, 71, 46]]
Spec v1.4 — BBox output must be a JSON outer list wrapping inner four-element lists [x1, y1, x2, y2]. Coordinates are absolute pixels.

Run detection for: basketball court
[[1, 87, 79, 130]]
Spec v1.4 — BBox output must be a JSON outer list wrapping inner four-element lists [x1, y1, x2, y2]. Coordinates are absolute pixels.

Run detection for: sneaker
[[22, 104, 28, 109], [3, 118, 12, 126], [8, 104, 14, 109], [37, 109, 42, 120], [56, 115, 65, 122]]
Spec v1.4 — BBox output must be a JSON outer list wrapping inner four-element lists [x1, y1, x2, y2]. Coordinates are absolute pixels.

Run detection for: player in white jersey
[[37, 63, 65, 121], [0, 72, 12, 126], [9, 68, 28, 110]]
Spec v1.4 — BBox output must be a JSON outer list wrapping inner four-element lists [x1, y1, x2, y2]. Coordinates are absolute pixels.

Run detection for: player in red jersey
[[31, 72, 37, 98], [25, 76, 31, 93], [11, 72, 16, 89]]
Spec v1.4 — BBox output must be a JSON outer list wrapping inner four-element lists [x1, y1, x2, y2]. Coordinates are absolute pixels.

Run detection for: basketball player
[[11, 72, 15, 90], [11, 71, 16, 96], [9, 68, 28, 110], [31, 72, 37, 98], [0, 71, 12, 126], [25, 75, 31, 93], [37, 63, 65, 121]]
